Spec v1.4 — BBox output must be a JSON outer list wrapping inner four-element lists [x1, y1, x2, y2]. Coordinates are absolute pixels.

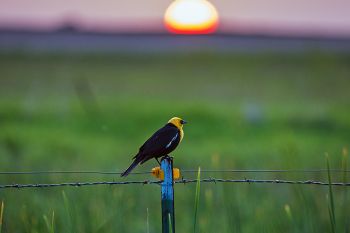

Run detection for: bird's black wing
[[137, 124, 180, 163]]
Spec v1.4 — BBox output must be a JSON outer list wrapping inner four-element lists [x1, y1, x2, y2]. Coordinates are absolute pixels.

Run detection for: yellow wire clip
[[151, 167, 180, 180]]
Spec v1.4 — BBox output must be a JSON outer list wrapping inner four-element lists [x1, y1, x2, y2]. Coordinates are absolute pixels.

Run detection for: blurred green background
[[0, 52, 350, 233]]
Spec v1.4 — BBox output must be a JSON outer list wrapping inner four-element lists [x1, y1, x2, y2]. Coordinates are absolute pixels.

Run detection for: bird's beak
[[181, 120, 188, 124]]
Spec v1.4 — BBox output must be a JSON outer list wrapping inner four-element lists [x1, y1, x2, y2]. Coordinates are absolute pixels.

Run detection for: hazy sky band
[[1, 0, 350, 36]]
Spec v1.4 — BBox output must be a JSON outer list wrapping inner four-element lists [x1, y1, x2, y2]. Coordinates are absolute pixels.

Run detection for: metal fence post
[[161, 156, 175, 233]]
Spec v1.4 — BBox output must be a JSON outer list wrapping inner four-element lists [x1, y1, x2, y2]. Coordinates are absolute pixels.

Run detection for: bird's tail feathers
[[121, 156, 141, 177]]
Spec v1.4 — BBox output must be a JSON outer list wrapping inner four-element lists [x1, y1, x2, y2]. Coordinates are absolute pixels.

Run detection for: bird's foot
[[161, 155, 173, 161]]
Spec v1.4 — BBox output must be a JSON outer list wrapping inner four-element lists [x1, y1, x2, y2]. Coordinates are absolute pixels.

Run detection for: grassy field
[[0, 52, 350, 233]]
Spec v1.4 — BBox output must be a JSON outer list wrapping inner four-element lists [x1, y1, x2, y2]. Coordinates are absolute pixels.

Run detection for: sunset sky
[[1, 0, 350, 36]]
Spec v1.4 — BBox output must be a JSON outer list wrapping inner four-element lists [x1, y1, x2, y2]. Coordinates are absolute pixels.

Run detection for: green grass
[[0, 52, 350, 232]]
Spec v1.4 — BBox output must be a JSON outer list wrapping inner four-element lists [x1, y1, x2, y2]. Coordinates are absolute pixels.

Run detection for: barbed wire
[[178, 178, 350, 186], [1, 169, 350, 176], [0, 171, 150, 175], [0, 180, 159, 189], [1, 178, 350, 189], [182, 169, 350, 173]]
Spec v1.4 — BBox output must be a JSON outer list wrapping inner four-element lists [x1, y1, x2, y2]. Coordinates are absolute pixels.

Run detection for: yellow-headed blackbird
[[121, 117, 187, 177]]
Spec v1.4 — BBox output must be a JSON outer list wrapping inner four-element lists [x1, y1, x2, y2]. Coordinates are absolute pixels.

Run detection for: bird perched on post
[[121, 117, 187, 177]]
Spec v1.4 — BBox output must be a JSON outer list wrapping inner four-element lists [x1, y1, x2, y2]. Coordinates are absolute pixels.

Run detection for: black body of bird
[[121, 117, 187, 177]]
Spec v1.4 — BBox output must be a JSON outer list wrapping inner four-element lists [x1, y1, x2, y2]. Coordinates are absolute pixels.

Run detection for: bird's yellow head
[[168, 117, 187, 129]]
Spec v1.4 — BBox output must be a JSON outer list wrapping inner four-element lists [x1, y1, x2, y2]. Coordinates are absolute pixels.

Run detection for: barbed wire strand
[[1, 178, 350, 189], [0, 171, 150, 175], [182, 169, 350, 173], [1, 169, 350, 175]]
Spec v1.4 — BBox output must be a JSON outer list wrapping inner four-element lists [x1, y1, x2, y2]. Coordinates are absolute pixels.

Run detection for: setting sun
[[164, 0, 219, 34]]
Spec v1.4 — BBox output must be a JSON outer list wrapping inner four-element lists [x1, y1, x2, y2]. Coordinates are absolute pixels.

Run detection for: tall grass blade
[[284, 204, 293, 222], [193, 167, 201, 233], [43, 215, 50, 232], [51, 211, 55, 233], [0, 201, 4, 233], [326, 154, 336, 233], [342, 147, 349, 233], [43, 211, 55, 233], [62, 191, 73, 233], [146, 208, 150, 233]]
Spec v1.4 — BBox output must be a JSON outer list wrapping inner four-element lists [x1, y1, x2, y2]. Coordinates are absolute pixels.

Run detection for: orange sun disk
[[164, 0, 219, 34]]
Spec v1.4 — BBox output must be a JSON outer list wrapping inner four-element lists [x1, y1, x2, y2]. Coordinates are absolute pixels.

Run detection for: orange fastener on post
[[152, 166, 164, 179], [173, 168, 180, 179], [152, 167, 181, 180]]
